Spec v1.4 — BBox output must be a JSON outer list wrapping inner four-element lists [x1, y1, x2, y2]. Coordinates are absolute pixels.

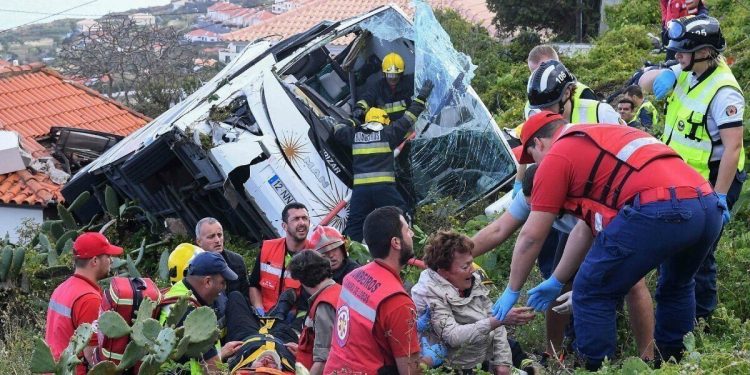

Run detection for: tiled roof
[[0, 63, 150, 159], [0, 63, 150, 206], [222, 0, 496, 44], [0, 169, 64, 206]]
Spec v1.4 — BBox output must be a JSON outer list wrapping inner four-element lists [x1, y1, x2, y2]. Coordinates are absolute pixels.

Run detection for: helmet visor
[[667, 20, 685, 40]]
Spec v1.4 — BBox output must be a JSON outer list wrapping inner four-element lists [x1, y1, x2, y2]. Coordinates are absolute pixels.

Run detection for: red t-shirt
[[70, 274, 103, 347], [372, 260, 420, 359], [531, 131, 707, 215]]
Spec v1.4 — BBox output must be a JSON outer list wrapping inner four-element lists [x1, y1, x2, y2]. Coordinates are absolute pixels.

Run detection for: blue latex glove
[[416, 306, 431, 333], [512, 180, 523, 198], [255, 307, 265, 316], [420, 336, 446, 367], [653, 69, 677, 99], [492, 286, 520, 321], [717, 193, 730, 225], [527, 276, 565, 312]]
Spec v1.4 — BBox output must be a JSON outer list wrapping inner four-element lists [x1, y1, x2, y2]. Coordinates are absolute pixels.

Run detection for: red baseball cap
[[73, 232, 124, 258], [512, 111, 565, 164]]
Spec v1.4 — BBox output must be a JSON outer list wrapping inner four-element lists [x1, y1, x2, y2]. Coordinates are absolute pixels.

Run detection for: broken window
[[359, 3, 516, 208]]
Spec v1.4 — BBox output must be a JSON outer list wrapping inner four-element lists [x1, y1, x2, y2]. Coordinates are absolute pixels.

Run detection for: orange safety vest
[[323, 262, 408, 374], [258, 238, 304, 312], [297, 282, 342, 369], [45, 275, 102, 375], [556, 124, 681, 235]]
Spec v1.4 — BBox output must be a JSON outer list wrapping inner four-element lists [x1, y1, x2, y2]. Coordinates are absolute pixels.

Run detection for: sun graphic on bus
[[275, 131, 308, 165]]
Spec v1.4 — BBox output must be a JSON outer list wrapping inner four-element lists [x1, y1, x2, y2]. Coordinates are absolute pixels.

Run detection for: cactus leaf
[[135, 298, 157, 324], [116, 341, 149, 372], [63, 323, 94, 356], [181, 330, 220, 359], [87, 360, 117, 375], [41, 220, 65, 241], [8, 247, 26, 281], [158, 249, 170, 282], [55, 230, 78, 255], [125, 253, 141, 278], [183, 306, 218, 343], [111, 257, 127, 269], [136, 355, 161, 375], [37, 233, 53, 254], [104, 186, 120, 218], [164, 297, 190, 328], [29, 337, 58, 373], [98, 311, 131, 338], [132, 318, 161, 347], [67, 191, 90, 212], [152, 327, 177, 362], [61, 239, 74, 256], [172, 335, 191, 360], [57, 204, 77, 230], [0, 245, 13, 281], [47, 244, 59, 267], [133, 238, 146, 266]]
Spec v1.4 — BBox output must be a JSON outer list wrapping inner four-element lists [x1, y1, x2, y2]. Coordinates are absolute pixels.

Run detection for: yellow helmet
[[365, 107, 390, 125], [473, 262, 495, 287], [168, 243, 204, 283], [381, 52, 405, 74]]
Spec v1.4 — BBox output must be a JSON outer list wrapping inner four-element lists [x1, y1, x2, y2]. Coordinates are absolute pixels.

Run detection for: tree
[[486, 0, 602, 41], [57, 16, 216, 118]]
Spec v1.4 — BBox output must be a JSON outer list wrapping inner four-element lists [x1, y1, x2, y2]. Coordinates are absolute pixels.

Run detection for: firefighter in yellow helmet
[[168, 243, 204, 284], [329, 79, 433, 242], [353, 52, 415, 122]]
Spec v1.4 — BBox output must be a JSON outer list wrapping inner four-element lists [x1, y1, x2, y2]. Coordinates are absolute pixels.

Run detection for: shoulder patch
[[726, 105, 738, 117]]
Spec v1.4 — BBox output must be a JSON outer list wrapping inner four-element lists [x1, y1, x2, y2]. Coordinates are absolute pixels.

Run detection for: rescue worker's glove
[[717, 193, 730, 225], [653, 69, 677, 100], [551, 291, 573, 315], [492, 286, 520, 321], [352, 106, 366, 122], [527, 276, 564, 312], [420, 337, 446, 367], [416, 306, 431, 333], [417, 79, 434, 102], [512, 180, 523, 198]]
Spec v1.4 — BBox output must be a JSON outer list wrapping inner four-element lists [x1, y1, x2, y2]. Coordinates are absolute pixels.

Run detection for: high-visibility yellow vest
[[159, 281, 205, 375], [570, 98, 602, 124], [662, 61, 744, 179], [636, 100, 659, 126]]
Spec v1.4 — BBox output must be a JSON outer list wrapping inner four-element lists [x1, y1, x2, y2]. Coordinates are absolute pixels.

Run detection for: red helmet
[[310, 226, 346, 254]]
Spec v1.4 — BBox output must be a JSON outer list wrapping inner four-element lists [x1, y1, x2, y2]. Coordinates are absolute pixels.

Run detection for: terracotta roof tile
[[0, 169, 64, 206], [222, 0, 496, 45], [0, 63, 151, 206]]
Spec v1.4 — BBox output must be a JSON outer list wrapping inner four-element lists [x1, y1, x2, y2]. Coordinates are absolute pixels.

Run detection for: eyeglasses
[[667, 20, 685, 40]]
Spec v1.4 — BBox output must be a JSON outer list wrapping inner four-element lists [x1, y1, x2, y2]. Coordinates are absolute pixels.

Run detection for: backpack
[[95, 277, 161, 372]]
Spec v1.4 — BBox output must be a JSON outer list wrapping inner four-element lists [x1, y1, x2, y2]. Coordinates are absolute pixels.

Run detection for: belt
[[636, 181, 713, 205]]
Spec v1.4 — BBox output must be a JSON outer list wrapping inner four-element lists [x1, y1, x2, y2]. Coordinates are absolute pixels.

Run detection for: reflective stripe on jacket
[[45, 275, 101, 375], [259, 238, 302, 312], [297, 282, 341, 369], [558, 124, 681, 234], [324, 262, 408, 373], [662, 60, 744, 179]]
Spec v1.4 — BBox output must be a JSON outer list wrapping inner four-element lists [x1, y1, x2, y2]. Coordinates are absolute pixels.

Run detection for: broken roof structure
[[0, 63, 150, 241], [64, 3, 516, 244]]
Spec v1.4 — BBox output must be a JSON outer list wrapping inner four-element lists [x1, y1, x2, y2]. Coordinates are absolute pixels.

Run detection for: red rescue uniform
[[324, 260, 420, 374], [531, 124, 710, 233], [45, 274, 103, 375], [297, 282, 342, 369], [258, 238, 309, 312]]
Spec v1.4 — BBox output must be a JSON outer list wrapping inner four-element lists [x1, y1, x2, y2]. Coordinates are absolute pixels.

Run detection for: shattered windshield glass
[[360, 1, 516, 208]]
